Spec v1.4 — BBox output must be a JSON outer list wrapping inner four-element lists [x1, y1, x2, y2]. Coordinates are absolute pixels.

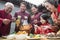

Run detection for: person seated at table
[[30, 5, 42, 34], [0, 2, 14, 36], [44, 0, 60, 34], [38, 4, 54, 26], [14, 2, 31, 32], [35, 14, 54, 35], [44, 0, 60, 28]]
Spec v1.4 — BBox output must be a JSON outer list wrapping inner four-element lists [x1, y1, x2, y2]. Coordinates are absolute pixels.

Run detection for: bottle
[[16, 16, 21, 27], [22, 16, 30, 31], [23, 16, 28, 25]]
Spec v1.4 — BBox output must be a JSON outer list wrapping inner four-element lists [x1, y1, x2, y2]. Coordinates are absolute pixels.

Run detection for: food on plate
[[56, 30, 60, 37], [46, 32, 55, 37], [7, 34, 16, 40], [7, 34, 28, 40], [20, 24, 32, 30], [16, 31, 28, 35], [29, 34, 41, 39], [33, 35, 41, 38], [57, 30, 60, 34]]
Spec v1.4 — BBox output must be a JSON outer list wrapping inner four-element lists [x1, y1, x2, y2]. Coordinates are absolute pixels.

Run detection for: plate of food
[[27, 34, 41, 40]]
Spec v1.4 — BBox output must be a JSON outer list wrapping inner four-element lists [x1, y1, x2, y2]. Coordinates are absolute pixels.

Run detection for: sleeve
[[14, 12, 17, 18], [28, 14, 31, 24], [9, 14, 12, 20], [35, 27, 41, 34], [57, 4, 60, 23], [9, 14, 12, 22], [58, 4, 60, 13], [0, 11, 3, 21], [0, 11, 3, 26], [0, 18, 3, 21], [13, 12, 18, 21]]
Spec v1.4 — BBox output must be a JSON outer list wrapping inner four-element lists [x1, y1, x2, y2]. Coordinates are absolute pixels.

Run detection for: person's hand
[[54, 19, 58, 24], [46, 32, 55, 37], [33, 19, 38, 24], [51, 26, 59, 33], [3, 19, 11, 25], [12, 17, 16, 22], [56, 18, 60, 24]]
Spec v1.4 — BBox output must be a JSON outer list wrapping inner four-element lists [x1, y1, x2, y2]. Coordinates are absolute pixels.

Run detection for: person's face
[[31, 7, 38, 14], [44, 2, 55, 12], [40, 17, 46, 24], [4, 6, 12, 13], [20, 4, 26, 12]]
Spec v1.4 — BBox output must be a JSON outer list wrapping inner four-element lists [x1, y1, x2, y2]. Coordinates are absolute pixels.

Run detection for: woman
[[44, 0, 59, 33], [38, 4, 54, 26], [0, 2, 14, 36], [30, 6, 42, 34], [44, 0, 59, 24], [35, 14, 54, 35]]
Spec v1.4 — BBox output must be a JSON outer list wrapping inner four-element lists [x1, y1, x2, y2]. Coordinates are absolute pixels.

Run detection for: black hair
[[38, 4, 47, 12], [31, 5, 38, 14], [40, 14, 50, 20], [59, 0, 60, 4], [31, 5, 38, 9], [45, 0, 58, 8], [41, 13, 54, 25], [20, 2, 27, 7]]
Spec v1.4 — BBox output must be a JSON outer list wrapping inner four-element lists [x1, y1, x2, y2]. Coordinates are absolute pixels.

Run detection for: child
[[35, 14, 54, 35]]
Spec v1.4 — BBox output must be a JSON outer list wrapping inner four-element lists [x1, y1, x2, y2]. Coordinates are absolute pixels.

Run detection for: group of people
[[0, 0, 60, 36]]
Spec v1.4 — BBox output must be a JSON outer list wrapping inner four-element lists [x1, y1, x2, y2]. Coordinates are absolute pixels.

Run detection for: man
[[0, 2, 14, 36], [14, 2, 30, 32]]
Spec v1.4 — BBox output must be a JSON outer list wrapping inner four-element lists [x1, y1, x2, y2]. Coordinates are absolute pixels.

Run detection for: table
[[0, 37, 60, 40]]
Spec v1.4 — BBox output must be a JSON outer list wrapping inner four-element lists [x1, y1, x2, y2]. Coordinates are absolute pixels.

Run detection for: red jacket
[[0, 9, 12, 36], [35, 23, 53, 35], [51, 4, 60, 23], [58, 4, 60, 13]]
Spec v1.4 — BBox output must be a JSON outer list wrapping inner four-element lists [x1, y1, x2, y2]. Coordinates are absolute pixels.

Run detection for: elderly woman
[[0, 2, 14, 36]]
